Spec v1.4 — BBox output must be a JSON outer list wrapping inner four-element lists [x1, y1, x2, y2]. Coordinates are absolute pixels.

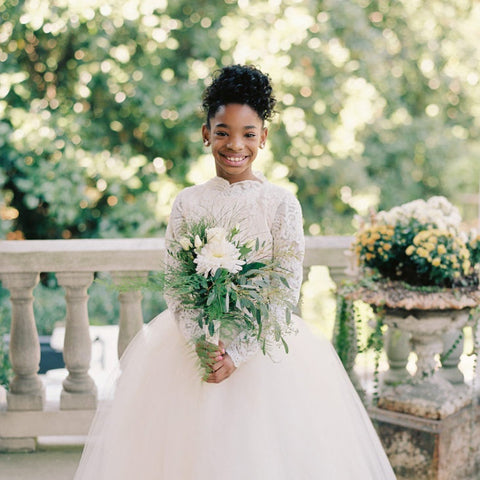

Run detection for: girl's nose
[[227, 136, 243, 150]]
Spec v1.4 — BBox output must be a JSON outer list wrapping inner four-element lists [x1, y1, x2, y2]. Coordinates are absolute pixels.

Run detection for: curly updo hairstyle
[[202, 64, 276, 127]]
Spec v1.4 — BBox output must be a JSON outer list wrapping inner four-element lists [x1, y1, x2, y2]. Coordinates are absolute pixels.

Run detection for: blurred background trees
[[1, 0, 479, 240]]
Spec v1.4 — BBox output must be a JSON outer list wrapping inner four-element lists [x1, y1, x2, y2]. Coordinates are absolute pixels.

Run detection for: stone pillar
[[383, 327, 411, 385], [2, 272, 44, 411], [439, 328, 465, 384], [112, 271, 148, 358], [56, 272, 97, 410]]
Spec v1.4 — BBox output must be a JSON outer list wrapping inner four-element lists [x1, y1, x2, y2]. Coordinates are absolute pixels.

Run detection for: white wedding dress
[[74, 175, 396, 479]]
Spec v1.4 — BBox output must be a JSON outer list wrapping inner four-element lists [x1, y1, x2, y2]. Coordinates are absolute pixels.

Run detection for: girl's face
[[202, 103, 267, 184]]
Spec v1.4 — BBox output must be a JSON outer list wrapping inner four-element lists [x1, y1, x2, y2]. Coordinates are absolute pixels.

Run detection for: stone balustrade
[[0, 236, 353, 451]]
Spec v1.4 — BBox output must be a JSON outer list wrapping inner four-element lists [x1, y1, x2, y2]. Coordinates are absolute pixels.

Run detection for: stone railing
[[0, 236, 352, 451]]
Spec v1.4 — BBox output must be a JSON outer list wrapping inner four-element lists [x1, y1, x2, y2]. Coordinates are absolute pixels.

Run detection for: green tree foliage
[[1, 0, 479, 240]]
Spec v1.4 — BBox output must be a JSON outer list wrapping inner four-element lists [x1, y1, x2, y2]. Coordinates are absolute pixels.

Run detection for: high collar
[[207, 172, 266, 191]]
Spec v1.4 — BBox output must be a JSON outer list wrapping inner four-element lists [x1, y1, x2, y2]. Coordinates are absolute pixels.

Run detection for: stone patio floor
[[0, 440, 83, 480]]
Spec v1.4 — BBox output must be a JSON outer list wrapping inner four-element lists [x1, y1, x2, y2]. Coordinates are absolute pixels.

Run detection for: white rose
[[206, 227, 228, 243], [179, 237, 193, 251], [194, 234, 203, 249]]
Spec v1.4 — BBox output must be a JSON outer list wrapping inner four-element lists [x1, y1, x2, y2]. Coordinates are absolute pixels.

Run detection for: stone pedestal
[[378, 377, 472, 420], [370, 403, 480, 480]]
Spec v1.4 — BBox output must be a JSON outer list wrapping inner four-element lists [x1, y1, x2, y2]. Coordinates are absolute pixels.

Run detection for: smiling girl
[[74, 65, 396, 479]]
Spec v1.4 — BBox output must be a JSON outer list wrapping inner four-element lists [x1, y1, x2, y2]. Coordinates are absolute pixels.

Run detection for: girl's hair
[[202, 64, 276, 126]]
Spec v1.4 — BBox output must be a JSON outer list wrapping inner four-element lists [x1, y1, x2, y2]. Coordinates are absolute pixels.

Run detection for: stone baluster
[[56, 272, 97, 410], [383, 327, 411, 385], [439, 327, 465, 384], [2, 272, 44, 411], [112, 271, 148, 358]]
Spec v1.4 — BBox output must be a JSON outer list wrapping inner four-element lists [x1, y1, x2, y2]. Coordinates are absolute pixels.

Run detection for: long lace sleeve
[[269, 193, 305, 319], [164, 196, 204, 343], [226, 193, 305, 367]]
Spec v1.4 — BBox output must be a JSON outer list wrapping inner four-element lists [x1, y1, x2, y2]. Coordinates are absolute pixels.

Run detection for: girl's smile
[[202, 103, 268, 183], [221, 154, 248, 166]]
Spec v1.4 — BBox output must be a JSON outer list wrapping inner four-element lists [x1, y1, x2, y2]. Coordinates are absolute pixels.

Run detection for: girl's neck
[[216, 171, 261, 184]]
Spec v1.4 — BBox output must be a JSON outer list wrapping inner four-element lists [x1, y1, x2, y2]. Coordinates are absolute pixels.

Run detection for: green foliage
[[0, 0, 229, 239], [468, 233, 480, 267], [0, 332, 12, 389], [364, 307, 385, 404], [332, 295, 357, 369], [332, 290, 385, 403], [0, 288, 13, 388], [0, 0, 479, 241]]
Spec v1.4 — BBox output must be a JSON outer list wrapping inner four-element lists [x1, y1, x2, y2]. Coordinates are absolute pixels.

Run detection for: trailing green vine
[[439, 331, 464, 365], [333, 289, 386, 406], [364, 307, 385, 405], [332, 295, 357, 371]]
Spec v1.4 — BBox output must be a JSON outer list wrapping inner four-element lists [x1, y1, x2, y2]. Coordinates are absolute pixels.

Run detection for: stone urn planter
[[380, 306, 471, 418], [348, 281, 480, 419]]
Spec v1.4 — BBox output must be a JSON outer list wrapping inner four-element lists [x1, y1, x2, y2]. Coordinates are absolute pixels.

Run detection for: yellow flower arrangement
[[354, 197, 479, 288]]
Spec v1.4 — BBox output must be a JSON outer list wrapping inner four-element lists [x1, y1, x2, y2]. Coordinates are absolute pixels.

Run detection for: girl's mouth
[[221, 154, 249, 166]]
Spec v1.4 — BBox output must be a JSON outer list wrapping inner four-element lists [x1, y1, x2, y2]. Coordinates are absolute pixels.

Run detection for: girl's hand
[[196, 340, 236, 383], [205, 347, 236, 384]]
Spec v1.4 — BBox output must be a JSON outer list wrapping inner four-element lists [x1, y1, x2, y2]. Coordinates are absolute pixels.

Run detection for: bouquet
[[354, 196, 479, 288], [165, 218, 296, 363]]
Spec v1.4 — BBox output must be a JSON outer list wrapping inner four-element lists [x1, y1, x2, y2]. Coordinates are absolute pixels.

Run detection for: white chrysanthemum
[[377, 196, 461, 230], [194, 238, 245, 277]]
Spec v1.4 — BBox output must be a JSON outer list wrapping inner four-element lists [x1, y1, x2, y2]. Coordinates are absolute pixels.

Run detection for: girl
[[74, 64, 396, 479]]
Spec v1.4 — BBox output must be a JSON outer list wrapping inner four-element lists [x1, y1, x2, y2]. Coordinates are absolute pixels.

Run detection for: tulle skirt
[[74, 312, 396, 479]]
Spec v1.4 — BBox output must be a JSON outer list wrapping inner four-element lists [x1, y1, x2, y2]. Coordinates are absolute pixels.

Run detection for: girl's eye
[[245, 133, 256, 138], [215, 131, 227, 136]]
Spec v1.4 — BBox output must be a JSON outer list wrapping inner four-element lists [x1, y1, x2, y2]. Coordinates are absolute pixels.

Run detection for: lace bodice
[[164, 174, 305, 367]]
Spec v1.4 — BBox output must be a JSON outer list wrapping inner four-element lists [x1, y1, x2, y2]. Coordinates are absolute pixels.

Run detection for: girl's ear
[[202, 124, 210, 146], [260, 127, 268, 148]]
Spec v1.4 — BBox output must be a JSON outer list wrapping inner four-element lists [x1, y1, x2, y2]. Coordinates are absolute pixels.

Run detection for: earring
[[260, 143, 265, 149], [203, 139, 210, 146]]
